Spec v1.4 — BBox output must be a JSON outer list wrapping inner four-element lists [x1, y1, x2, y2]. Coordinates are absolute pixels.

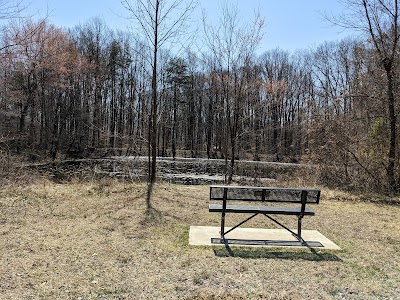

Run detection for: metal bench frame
[[209, 185, 320, 246]]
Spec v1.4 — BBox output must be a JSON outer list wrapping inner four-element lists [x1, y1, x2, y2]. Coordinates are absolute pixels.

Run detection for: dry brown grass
[[0, 179, 399, 299]]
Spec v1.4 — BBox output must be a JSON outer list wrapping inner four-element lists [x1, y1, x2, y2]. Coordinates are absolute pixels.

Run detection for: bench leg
[[220, 212, 226, 238], [298, 216, 306, 245]]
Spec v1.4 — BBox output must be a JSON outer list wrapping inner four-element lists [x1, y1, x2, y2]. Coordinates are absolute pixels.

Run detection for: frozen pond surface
[[31, 156, 311, 184], [105, 156, 310, 184]]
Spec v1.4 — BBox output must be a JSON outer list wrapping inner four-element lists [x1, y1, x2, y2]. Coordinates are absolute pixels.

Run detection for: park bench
[[209, 185, 321, 246]]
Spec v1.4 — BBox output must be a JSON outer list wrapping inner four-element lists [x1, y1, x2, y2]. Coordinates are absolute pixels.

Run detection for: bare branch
[[0, 0, 25, 20]]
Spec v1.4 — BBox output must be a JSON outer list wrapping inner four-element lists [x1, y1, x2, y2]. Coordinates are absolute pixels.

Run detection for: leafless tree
[[0, 1, 32, 52], [202, 1, 264, 183], [121, 0, 197, 186], [329, 0, 400, 192], [0, 0, 24, 18]]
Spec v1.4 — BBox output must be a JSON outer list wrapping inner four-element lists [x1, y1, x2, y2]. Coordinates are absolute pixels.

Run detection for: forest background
[[0, 0, 399, 194]]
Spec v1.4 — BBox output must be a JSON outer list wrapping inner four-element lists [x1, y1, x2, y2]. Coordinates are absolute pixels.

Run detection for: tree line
[[0, 0, 399, 193]]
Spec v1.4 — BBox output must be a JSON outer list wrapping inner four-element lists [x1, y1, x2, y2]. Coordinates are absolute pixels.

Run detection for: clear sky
[[24, 0, 355, 53]]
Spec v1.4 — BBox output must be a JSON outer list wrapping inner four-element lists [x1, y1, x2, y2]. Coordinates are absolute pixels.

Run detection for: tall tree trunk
[[172, 83, 177, 159], [228, 134, 236, 183], [206, 90, 215, 159], [149, 0, 159, 184], [385, 63, 396, 192]]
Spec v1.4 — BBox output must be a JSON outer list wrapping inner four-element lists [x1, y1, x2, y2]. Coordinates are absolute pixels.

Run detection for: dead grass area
[[0, 179, 399, 299]]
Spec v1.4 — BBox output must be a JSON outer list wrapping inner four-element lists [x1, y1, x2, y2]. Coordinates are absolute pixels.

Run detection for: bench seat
[[209, 204, 315, 216]]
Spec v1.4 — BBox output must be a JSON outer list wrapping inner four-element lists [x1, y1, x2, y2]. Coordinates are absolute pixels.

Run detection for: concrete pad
[[189, 226, 341, 250]]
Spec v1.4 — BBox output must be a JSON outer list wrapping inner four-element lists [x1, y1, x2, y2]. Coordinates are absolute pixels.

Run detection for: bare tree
[[0, 0, 24, 19], [121, 0, 197, 207], [330, 0, 400, 192], [0, 1, 31, 52], [203, 1, 264, 182]]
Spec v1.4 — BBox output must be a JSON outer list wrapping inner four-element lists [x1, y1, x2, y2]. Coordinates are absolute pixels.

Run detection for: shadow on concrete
[[213, 244, 342, 262]]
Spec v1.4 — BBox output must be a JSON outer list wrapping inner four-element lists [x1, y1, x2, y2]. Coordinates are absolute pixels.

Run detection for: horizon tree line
[[0, 0, 399, 194]]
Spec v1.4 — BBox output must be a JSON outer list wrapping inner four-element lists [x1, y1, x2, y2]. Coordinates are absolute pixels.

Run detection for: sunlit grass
[[0, 179, 399, 299]]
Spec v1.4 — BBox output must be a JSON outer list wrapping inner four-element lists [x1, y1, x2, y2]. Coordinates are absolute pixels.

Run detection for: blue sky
[[25, 0, 354, 53]]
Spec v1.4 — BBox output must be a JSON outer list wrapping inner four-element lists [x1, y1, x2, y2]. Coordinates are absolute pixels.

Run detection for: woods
[[0, 0, 399, 193]]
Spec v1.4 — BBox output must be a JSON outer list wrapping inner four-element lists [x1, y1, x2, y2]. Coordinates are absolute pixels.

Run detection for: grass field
[[0, 179, 399, 299]]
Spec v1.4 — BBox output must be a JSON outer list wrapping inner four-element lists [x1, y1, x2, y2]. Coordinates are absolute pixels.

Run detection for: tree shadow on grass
[[142, 207, 163, 225], [141, 182, 163, 225], [141, 182, 183, 224], [213, 244, 342, 262]]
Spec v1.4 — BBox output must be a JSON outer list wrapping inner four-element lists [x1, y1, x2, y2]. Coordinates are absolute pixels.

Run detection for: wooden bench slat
[[209, 204, 315, 216]]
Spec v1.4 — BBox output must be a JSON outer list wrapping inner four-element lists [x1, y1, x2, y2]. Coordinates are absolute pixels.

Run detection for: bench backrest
[[210, 185, 320, 205]]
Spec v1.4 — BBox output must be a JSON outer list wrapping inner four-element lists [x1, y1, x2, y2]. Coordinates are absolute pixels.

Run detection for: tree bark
[[149, 0, 159, 184], [385, 63, 396, 192]]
